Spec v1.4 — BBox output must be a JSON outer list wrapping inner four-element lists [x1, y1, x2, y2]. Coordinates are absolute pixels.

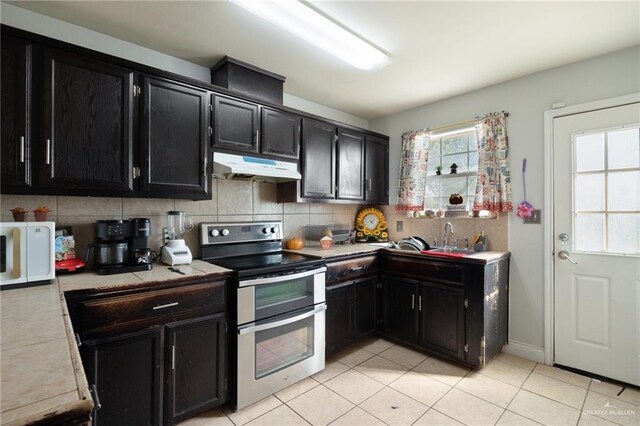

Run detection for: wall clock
[[355, 208, 388, 242]]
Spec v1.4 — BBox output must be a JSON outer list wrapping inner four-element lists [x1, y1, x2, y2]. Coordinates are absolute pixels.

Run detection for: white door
[[553, 102, 640, 386]]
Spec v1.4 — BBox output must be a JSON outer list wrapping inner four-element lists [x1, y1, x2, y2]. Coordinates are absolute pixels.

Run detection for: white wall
[[370, 46, 640, 352], [0, 2, 368, 129]]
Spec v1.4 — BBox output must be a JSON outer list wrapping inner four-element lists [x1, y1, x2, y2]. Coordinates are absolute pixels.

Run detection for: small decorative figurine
[[450, 163, 458, 174], [436, 166, 442, 175], [449, 193, 464, 205]]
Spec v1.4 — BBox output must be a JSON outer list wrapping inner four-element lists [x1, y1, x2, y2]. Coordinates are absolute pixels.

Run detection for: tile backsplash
[[1, 179, 508, 265]]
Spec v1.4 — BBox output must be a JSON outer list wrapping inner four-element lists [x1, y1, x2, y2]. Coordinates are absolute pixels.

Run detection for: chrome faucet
[[443, 222, 454, 247]]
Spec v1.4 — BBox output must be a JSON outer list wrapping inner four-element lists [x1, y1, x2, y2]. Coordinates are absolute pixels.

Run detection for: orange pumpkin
[[286, 237, 304, 250]]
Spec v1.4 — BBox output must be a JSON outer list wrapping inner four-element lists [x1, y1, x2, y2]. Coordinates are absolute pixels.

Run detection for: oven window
[[254, 276, 314, 321], [255, 314, 314, 379]]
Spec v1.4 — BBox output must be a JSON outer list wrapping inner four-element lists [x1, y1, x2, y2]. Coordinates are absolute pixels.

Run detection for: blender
[[161, 211, 194, 266]]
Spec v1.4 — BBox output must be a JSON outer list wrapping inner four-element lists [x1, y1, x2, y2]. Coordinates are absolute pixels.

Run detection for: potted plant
[[10, 207, 28, 222], [436, 166, 442, 175], [450, 163, 458, 174], [33, 206, 52, 222]]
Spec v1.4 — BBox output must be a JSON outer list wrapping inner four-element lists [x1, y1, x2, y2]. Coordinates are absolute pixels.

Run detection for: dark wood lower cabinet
[[325, 279, 378, 357], [83, 327, 164, 426], [326, 285, 353, 356], [380, 253, 510, 367], [165, 314, 226, 425], [418, 283, 465, 360], [381, 278, 418, 344]]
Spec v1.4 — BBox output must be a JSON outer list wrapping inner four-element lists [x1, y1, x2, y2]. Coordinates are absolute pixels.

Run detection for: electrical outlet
[[524, 209, 541, 224], [396, 220, 403, 232], [163, 227, 169, 243]]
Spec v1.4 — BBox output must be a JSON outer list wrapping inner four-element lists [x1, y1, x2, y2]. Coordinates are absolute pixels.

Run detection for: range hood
[[212, 152, 301, 182]]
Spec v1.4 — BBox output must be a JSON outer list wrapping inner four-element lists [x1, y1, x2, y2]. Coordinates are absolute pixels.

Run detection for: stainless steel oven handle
[[238, 266, 327, 287], [238, 303, 326, 335]]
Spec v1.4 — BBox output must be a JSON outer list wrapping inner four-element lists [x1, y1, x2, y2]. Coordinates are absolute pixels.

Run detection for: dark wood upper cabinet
[[1, 35, 31, 189], [418, 283, 465, 360], [40, 48, 135, 192], [82, 327, 164, 426], [300, 118, 336, 199], [141, 75, 209, 196], [212, 95, 259, 153], [260, 107, 300, 159], [337, 129, 365, 200], [165, 314, 226, 425], [365, 135, 389, 203]]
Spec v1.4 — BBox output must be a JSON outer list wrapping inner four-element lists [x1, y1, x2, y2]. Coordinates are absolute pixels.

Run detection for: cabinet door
[[165, 314, 226, 424], [141, 76, 209, 196], [382, 278, 418, 344], [325, 285, 353, 356], [301, 118, 336, 199], [1, 35, 31, 189], [261, 107, 300, 159], [337, 129, 365, 200], [41, 49, 135, 192], [354, 279, 377, 340], [419, 283, 466, 361], [82, 327, 163, 426], [212, 95, 258, 153], [365, 136, 388, 203]]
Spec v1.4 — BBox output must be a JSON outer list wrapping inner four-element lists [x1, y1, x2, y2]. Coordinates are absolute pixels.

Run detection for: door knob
[[558, 250, 578, 264]]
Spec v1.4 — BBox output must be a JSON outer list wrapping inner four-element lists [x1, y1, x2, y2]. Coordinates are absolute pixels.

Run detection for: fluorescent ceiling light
[[230, 0, 391, 71]]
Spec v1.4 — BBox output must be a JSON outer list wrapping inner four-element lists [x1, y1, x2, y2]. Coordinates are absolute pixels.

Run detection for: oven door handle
[[238, 303, 326, 335], [238, 266, 327, 287]]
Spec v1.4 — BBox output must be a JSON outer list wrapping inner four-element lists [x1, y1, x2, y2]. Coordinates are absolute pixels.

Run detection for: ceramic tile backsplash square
[[253, 182, 283, 215], [58, 196, 123, 216], [122, 198, 175, 217], [217, 179, 253, 215]]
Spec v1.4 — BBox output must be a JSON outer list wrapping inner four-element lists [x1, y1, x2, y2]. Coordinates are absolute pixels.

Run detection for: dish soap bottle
[[474, 231, 488, 252]]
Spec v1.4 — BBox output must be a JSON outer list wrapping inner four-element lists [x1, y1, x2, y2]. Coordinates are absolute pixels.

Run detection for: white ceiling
[[8, 1, 640, 120]]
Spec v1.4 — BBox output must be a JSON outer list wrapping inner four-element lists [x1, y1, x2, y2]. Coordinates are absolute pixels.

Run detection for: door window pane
[[608, 128, 640, 170], [575, 214, 605, 252], [607, 214, 640, 254], [575, 173, 605, 211], [575, 133, 604, 172], [608, 171, 640, 211]]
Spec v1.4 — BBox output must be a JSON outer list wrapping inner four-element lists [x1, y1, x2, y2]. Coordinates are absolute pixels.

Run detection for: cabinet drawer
[[80, 281, 225, 337], [382, 255, 464, 285], [326, 255, 378, 285]]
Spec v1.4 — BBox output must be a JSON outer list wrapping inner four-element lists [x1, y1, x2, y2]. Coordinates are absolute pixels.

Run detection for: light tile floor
[[179, 338, 640, 426]]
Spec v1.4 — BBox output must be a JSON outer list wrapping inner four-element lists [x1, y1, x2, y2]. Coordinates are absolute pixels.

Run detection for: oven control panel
[[200, 222, 282, 245]]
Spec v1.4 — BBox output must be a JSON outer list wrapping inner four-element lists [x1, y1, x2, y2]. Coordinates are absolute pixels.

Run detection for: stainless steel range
[[199, 221, 326, 410]]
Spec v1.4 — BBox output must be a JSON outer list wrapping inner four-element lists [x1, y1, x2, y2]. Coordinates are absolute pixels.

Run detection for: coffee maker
[[86, 218, 153, 275]]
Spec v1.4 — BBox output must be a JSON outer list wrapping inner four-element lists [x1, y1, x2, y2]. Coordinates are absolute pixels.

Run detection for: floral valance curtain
[[396, 130, 429, 212], [472, 112, 513, 212]]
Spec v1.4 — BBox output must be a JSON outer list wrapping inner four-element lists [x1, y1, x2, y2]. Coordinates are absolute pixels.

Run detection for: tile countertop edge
[[288, 244, 510, 264]]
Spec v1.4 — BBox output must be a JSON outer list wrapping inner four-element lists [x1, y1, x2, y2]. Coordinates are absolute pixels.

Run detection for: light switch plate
[[396, 221, 403, 232], [524, 209, 541, 224]]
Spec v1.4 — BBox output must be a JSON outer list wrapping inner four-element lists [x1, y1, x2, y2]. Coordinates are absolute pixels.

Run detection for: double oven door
[[236, 266, 326, 410]]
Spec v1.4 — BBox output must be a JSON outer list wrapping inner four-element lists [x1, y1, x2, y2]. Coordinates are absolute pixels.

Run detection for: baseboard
[[503, 339, 545, 363]]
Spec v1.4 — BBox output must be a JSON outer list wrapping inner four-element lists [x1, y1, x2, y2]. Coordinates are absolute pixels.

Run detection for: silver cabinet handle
[[91, 384, 102, 411], [238, 304, 326, 335], [45, 139, 51, 165], [412, 294, 415, 310], [558, 250, 578, 264], [153, 302, 179, 310], [351, 266, 363, 272], [171, 345, 176, 370], [367, 178, 372, 191], [255, 130, 259, 145], [19, 136, 25, 163], [419, 295, 422, 311], [203, 156, 207, 176]]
